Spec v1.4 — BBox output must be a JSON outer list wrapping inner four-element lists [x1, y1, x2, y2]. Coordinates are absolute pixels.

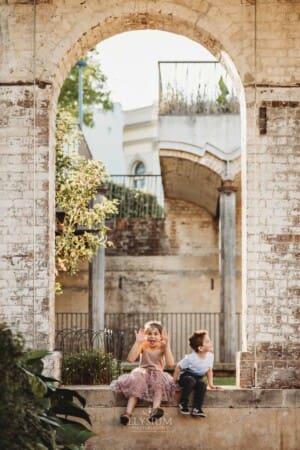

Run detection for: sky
[[96, 30, 216, 111]]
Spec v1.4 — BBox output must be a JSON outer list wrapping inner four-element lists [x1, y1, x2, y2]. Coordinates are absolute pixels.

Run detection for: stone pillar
[[88, 191, 106, 331], [88, 248, 105, 331], [218, 179, 237, 363], [0, 85, 55, 350], [239, 88, 300, 388]]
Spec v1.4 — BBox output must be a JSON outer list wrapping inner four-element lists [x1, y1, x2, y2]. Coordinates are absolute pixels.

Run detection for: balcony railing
[[105, 174, 164, 218], [56, 312, 242, 363]]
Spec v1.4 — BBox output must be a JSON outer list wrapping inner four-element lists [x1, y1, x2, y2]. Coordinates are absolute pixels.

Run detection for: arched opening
[[0, 1, 245, 365], [1, 0, 298, 401], [53, 26, 244, 376]]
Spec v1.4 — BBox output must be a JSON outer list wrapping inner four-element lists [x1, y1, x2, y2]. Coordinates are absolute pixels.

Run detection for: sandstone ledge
[[68, 385, 300, 409]]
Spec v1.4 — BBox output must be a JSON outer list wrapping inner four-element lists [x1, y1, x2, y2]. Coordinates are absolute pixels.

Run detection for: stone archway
[[1, 0, 299, 388]]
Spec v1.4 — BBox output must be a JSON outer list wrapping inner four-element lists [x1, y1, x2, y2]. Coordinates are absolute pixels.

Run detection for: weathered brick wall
[[57, 197, 242, 316], [0, 0, 299, 385], [238, 343, 300, 389], [242, 88, 300, 387], [103, 198, 242, 315], [106, 217, 168, 256], [0, 85, 55, 349]]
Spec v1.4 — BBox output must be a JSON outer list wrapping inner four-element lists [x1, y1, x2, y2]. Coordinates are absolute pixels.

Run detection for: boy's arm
[[173, 364, 182, 383], [206, 368, 222, 389]]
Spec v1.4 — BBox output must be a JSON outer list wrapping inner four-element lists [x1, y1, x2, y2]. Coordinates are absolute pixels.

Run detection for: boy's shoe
[[149, 407, 164, 422], [191, 408, 206, 417], [178, 403, 190, 415]]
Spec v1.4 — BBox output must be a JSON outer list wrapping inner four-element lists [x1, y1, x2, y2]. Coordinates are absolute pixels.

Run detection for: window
[[133, 161, 146, 189]]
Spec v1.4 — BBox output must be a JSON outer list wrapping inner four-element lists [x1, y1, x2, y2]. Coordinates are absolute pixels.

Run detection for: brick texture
[[0, 0, 299, 385]]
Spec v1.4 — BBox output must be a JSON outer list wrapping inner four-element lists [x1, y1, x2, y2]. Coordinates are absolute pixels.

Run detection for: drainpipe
[[76, 60, 87, 127]]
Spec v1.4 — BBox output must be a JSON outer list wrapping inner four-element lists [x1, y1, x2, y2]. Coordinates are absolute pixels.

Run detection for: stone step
[[73, 386, 300, 450]]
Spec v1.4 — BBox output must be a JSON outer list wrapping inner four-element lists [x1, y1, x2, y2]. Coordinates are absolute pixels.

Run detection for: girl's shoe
[[149, 407, 164, 422], [120, 413, 131, 425], [191, 408, 206, 417]]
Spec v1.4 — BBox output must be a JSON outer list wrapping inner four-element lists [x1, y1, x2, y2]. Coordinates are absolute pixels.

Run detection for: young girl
[[111, 321, 176, 425]]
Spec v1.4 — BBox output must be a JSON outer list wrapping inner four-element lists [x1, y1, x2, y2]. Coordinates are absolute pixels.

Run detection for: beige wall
[[56, 261, 89, 314], [106, 199, 241, 314], [78, 387, 300, 450], [57, 198, 242, 315]]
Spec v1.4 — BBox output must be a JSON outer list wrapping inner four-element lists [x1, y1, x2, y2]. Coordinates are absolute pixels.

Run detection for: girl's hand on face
[[135, 328, 146, 344]]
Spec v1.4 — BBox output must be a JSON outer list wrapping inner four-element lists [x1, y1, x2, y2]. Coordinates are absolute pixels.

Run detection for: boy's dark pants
[[178, 371, 207, 409]]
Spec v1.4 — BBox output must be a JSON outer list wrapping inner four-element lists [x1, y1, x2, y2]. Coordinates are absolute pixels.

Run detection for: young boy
[[173, 329, 221, 417]]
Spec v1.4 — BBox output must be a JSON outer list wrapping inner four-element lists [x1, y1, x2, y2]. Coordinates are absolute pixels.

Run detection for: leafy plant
[[62, 350, 121, 385], [216, 75, 230, 106], [55, 111, 118, 291], [58, 48, 112, 127], [159, 76, 239, 115], [105, 181, 164, 218], [0, 323, 95, 450]]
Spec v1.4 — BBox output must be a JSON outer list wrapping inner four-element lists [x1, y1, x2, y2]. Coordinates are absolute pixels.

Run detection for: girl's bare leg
[[126, 395, 138, 415], [152, 391, 162, 410], [149, 391, 164, 422]]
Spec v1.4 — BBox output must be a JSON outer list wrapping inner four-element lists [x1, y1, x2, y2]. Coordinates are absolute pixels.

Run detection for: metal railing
[[55, 328, 125, 384], [55, 328, 124, 360], [158, 61, 240, 116], [105, 175, 164, 218], [56, 312, 89, 330], [56, 312, 242, 363]]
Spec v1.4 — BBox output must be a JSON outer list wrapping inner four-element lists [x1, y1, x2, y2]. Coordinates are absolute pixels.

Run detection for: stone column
[[88, 191, 106, 331], [88, 248, 105, 331], [0, 85, 55, 350], [218, 179, 237, 363]]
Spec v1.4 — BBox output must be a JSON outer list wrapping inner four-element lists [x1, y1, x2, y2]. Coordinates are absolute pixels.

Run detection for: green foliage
[[58, 48, 112, 127], [106, 181, 164, 218], [159, 76, 239, 115], [0, 324, 52, 450], [55, 111, 118, 288], [0, 324, 95, 450], [214, 377, 236, 386], [216, 76, 230, 107], [62, 350, 121, 385]]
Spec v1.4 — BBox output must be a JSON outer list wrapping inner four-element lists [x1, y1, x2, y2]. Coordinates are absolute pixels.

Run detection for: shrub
[[159, 76, 240, 116], [106, 181, 164, 218], [0, 323, 95, 450], [62, 350, 121, 385]]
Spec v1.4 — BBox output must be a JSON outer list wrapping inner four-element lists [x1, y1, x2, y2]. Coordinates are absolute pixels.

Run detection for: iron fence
[[55, 328, 124, 360], [55, 328, 125, 384], [55, 312, 89, 330], [56, 312, 242, 363]]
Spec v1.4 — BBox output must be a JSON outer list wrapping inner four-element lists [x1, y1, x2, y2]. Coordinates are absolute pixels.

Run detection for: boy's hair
[[189, 330, 208, 351], [144, 320, 163, 335]]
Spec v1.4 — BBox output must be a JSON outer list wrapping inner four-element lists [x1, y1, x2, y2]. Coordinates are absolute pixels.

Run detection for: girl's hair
[[144, 320, 163, 335], [189, 330, 208, 351]]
